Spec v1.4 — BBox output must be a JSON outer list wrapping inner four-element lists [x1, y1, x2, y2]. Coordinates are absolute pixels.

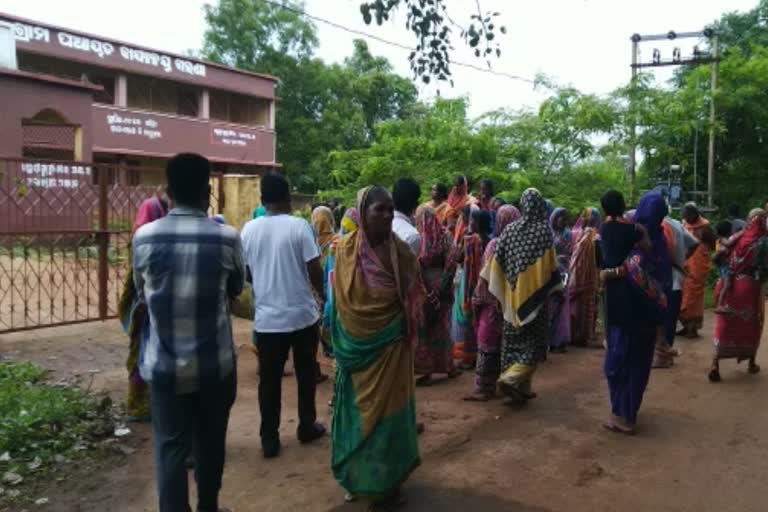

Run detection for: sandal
[[602, 422, 635, 436]]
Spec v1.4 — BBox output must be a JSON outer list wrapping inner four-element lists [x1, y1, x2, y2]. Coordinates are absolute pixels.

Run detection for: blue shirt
[[133, 207, 245, 394]]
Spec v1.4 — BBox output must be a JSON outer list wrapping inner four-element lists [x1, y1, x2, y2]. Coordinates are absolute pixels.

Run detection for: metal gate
[[0, 157, 223, 333]]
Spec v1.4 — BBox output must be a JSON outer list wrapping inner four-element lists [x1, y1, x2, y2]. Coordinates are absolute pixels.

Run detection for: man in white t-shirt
[[663, 216, 699, 348], [240, 174, 325, 459], [392, 177, 422, 256]]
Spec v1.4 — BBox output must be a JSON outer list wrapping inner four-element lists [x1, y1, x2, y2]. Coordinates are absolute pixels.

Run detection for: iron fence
[[0, 156, 222, 333]]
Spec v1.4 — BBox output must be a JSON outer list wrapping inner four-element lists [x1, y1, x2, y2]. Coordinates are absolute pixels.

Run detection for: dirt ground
[[1, 311, 767, 512]]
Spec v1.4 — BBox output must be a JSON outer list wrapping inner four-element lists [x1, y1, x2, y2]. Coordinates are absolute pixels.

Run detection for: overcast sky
[[0, 0, 759, 116]]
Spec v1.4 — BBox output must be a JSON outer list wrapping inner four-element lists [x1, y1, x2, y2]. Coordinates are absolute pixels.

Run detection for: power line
[[259, 0, 538, 85]]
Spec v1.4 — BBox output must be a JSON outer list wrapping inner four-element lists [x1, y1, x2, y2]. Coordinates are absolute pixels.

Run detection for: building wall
[[222, 174, 261, 231], [92, 105, 276, 165], [0, 73, 94, 160]]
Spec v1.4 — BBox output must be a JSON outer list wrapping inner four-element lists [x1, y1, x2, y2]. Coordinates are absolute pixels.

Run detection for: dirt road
[[1, 312, 766, 512]]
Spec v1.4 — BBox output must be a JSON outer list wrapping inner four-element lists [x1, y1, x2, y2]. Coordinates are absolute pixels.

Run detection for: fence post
[[97, 165, 109, 320]]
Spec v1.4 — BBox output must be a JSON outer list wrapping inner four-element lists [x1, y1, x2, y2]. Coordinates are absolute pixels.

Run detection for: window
[[17, 52, 115, 105], [209, 89, 270, 126], [21, 111, 77, 162], [126, 74, 199, 117]]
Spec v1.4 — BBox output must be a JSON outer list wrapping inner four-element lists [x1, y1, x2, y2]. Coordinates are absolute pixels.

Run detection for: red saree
[[713, 216, 768, 360]]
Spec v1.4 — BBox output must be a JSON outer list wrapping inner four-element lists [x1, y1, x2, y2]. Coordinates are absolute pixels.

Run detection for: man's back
[[133, 207, 244, 394], [240, 214, 320, 333]]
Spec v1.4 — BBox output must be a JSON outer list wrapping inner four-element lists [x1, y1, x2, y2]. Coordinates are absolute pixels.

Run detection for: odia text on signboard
[[211, 127, 258, 147], [107, 113, 163, 140], [22, 162, 91, 189]]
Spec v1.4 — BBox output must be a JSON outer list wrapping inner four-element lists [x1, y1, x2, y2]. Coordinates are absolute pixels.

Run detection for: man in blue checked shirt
[[133, 153, 244, 512]]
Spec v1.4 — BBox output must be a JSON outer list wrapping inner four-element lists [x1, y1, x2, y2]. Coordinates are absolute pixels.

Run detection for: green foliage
[[203, 1, 418, 192], [323, 96, 629, 211], [0, 362, 108, 466], [359, 0, 505, 84]]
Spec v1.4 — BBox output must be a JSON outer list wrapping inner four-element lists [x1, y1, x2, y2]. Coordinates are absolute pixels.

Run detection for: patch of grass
[[0, 362, 95, 457], [0, 361, 117, 504]]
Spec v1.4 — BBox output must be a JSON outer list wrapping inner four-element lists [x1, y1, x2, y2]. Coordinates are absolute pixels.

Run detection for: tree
[[358, 1, 506, 84], [202, 0, 418, 191]]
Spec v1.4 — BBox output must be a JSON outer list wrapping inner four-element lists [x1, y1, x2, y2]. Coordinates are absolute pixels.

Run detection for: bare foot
[[462, 392, 492, 402]]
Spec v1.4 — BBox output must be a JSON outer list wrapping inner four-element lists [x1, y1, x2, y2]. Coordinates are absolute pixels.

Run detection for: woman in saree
[[569, 207, 602, 346], [482, 189, 561, 405], [443, 175, 472, 232], [312, 205, 339, 381], [117, 195, 168, 421], [414, 206, 460, 386], [549, 207, 572, 352], [422, 183, 450, 224], [709, 209, 768, 382], [330, 186, 423, 507], [600, 191, 669, 434], [451, 209, 491, 369], [680, 203, 716, 338], [323, 208, 359, 407], [465, 205, 520, 401]]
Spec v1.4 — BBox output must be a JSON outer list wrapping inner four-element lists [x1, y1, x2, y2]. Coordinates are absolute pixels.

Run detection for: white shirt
[[393, 211, 421, 256], [240, 214, 320, 332], [664, 217, 699, 291]]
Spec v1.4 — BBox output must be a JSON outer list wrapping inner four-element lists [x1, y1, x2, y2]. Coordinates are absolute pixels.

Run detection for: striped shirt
[[133, 207, 245, 394]]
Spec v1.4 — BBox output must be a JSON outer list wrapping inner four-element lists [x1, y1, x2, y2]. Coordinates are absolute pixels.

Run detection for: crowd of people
[[119, 154, 768, 512]]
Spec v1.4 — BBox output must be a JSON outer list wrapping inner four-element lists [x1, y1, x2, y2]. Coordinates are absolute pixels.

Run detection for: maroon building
[[0, 13, 279, 184]]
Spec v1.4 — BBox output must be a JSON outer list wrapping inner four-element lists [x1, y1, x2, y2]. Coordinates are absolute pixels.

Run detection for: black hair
[[715, 220, 732, 238], [166, 153, 210, 206], [461, 204, 472, 221], [600, 190, 626, 217], [727, 204, 740, 218], [480, 179, 494, 196], [454, 175, 466, 187], [471, 209, 492, 235], [434, 183, 448, 201], [493, 198, 507, 207], [392, 178, 421, 215], [261, 173, 290, 204], [363, 186, 390, 213]]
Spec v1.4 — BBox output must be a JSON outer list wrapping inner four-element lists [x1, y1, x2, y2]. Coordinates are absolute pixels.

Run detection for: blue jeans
[[150, 370, 237, 512]]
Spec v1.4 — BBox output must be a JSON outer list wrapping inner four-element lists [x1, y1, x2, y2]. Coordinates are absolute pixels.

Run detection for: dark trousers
[[664, 290, 683, 346], [255, 323, 318, 443], [150, 371, 236, 512]]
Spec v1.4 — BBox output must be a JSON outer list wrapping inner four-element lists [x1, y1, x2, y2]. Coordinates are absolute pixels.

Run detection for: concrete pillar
[[115, 74, 127, 107], [200, 89, 210, 119], [269, 100, 275, 130]]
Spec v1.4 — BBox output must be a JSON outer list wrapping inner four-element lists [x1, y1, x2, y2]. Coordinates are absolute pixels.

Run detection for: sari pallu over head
[[568, 207, 601, 298], [481, 188, 561, 328], [549, 207, 572, 271], [474, 205, 520, 307], [626, 192, 672, 315], [330, 187, 423, 498], [118, 196, 168, 334], [312, 205, 338, 257]]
